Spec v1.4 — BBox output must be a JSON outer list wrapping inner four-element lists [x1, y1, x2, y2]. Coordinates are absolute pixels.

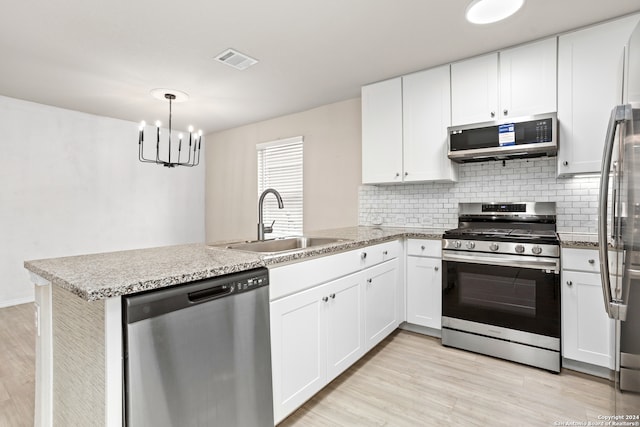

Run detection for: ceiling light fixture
[[138, 89, 202, 168], [465, 0, 525, 24]]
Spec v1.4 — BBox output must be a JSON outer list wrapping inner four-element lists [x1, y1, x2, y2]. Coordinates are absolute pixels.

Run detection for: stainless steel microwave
[[447, 112, 557, 163]]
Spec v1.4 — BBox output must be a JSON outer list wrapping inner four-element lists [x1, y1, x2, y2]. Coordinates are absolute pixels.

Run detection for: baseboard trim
[[400, 322, 442, 338], [0, 296, 35, 308], [562, 357, 615, 380]]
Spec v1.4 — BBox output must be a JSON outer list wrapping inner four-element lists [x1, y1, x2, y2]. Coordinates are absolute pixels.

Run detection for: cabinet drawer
[[358, 240, 402, 268], [562, 248, 600, 272], [561, 248, 618, 273], [407, 239, 441, 257]]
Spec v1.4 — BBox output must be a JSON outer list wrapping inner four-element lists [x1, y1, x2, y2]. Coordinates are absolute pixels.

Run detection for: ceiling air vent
[[214, 48, 258, 70]]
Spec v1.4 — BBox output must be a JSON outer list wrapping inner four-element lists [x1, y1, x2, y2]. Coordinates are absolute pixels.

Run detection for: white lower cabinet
[[270, 271, 364, 423], [325, 274, 365, 381], [364, 258, 401, 351], [561, 248, 615, 370], [406, 239, 442, 331], [269, 240, 401, 424], [270, 282, 326, 422]]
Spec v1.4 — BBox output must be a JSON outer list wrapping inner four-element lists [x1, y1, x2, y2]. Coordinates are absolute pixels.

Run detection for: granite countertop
[[558, 233, 601, 249], [24, 226, 444, 302]]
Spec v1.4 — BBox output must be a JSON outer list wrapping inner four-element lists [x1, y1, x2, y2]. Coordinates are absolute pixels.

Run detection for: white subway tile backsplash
[[359, 157, 602, 233]]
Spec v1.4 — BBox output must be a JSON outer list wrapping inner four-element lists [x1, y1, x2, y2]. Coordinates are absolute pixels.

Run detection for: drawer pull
[[421, 245, 426, 250], [330, 293, 336, 299], [361, 252, 367, 260], [383, 250, 388, 255], [588, 259, 595, 264], [322, 296, 329, 302]]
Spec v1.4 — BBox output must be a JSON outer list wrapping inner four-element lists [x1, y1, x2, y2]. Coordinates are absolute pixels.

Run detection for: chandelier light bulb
[[155, 120, 162, 128], [139, 120, 146, 130], [188, 125, 194, 133]]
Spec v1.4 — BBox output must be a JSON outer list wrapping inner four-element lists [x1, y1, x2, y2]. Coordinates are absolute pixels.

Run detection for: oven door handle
[[442, 252, 560, 273]]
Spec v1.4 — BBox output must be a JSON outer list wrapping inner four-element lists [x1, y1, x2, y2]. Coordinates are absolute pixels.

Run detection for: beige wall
[[205, 98, 362, 242]]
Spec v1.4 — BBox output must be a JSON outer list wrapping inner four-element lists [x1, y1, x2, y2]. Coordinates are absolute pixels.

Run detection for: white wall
[[205, 98, 361, 242], [1, 95, 205, 307]]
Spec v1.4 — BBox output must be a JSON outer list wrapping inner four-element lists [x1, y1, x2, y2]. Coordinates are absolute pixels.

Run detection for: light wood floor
[[1, 303, 636, 426], [0, 303, 35, 427], [280, 331, 638, 427]]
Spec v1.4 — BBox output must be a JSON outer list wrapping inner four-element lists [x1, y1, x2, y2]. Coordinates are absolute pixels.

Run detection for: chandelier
[[138, 89, 202, 168]]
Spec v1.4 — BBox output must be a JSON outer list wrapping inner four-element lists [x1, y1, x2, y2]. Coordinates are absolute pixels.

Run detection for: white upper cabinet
[[499, 38, 557, 119], [451, 38, 557, 126], [557, 14, 640, 176], [361, 77, 403, 184], [451, 53, 499, 126], [403, 65, 457, 182], [361, 67, 457, 185]]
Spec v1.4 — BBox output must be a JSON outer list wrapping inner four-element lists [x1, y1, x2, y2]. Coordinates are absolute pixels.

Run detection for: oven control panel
[[442, 239, 559, 258]]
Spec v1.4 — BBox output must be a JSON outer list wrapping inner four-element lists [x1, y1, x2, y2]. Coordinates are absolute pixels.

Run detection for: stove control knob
[[453, 240, 462, 249], [489, 243, 499, 252], [515, 244, 525, 254], [532, 246, 543, 255], [465, 241, 475, 249]]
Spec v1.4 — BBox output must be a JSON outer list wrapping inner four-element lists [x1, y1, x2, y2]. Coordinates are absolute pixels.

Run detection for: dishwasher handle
[[188, 284, 233, 304]]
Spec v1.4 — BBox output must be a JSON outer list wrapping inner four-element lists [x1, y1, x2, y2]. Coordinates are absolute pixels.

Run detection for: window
[[257, 136, 303, 238]]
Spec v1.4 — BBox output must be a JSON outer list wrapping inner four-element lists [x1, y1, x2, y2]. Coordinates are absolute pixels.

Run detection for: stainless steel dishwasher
[[122, 267, 273, 427]]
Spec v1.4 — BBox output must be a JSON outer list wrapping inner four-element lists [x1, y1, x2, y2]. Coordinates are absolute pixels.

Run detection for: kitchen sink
[[213, 236, 350, 254]]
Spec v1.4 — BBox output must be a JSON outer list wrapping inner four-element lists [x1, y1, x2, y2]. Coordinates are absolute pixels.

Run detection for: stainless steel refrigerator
[[598, 19, 640, 412]]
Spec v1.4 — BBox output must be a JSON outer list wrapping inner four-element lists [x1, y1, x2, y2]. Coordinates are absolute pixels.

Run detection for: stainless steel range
[[441, 202, 561, 372]]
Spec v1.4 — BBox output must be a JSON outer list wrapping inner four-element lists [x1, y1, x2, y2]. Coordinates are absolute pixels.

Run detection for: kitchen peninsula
[[23, 226, 442, 426]]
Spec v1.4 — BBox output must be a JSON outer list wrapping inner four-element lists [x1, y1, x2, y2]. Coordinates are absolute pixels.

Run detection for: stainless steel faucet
[[257, 188, 284, 240]]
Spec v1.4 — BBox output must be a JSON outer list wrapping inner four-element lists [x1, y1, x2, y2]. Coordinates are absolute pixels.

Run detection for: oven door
[[442, 251, 560, 339]]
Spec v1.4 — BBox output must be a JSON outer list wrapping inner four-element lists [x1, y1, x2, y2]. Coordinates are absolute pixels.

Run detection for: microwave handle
[[597, 104, 631, 320]]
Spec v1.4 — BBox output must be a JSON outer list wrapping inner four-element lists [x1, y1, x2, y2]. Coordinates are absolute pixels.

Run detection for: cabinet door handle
[[563, 161, 569, 166], [490, 111, 495, 118], [330, 293, 336, 299], [566, 281, 573, 286], [404, 172, 408, 176], [367, 278, 372, 284], [361, 252, 367, 260], [434, 266, 439, 271], [503, 109, 508, 116], [395, 172, 400, 177], [588, 259, 595, 264], [322, 296, 329, 302]]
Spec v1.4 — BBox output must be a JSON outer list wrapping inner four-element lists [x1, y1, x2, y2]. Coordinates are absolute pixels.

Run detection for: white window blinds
[[257, 136, 303, 238]]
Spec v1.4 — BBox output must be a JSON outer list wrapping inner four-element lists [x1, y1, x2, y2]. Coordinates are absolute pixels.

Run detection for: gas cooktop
[[444, 227, 558, 240], [444, 202, 559, 245]]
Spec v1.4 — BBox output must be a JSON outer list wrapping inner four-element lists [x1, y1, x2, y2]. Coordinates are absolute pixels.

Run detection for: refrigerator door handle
[[598, 104, 632, 320]]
